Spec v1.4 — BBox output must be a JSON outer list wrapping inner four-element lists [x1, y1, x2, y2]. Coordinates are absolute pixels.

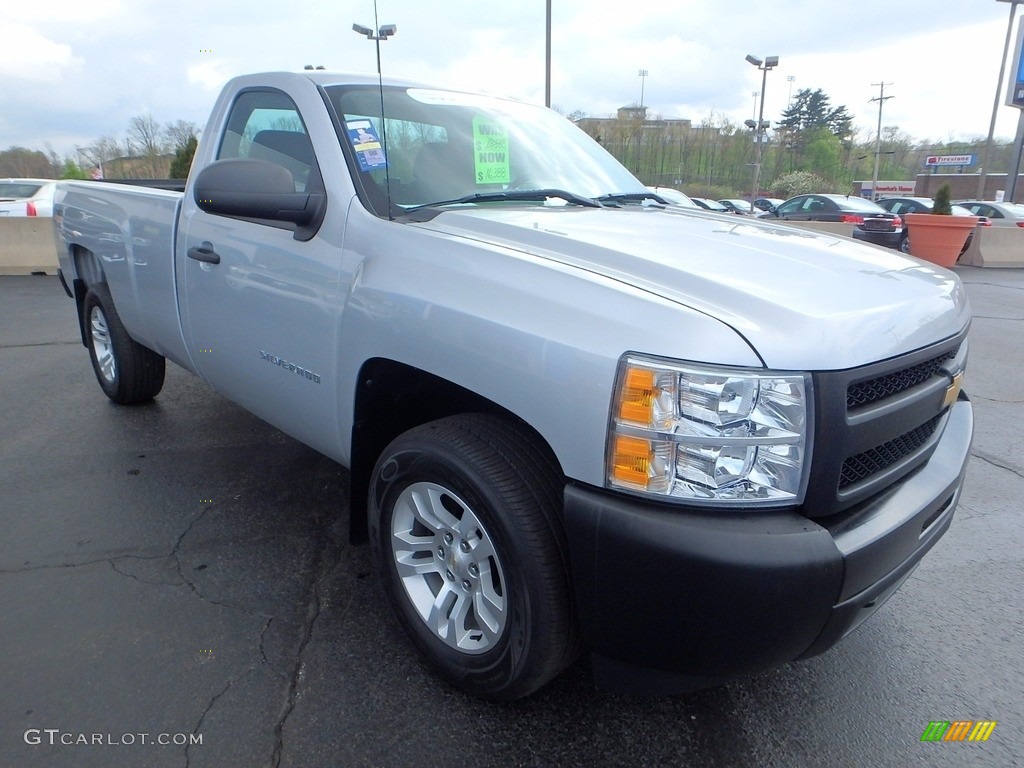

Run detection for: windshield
[[326, 85, 646, 216]]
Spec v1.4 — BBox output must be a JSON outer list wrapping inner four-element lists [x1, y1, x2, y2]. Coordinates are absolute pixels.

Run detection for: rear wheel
[[83, 284, 165, 404], [368, 414, 577, 700], [899, 233, 910, 254]]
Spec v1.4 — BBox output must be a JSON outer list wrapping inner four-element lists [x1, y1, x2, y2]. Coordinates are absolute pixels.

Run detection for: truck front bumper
[[563, 397, 973, 694]]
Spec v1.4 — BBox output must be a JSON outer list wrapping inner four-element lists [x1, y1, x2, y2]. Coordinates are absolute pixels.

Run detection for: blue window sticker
[[347, 120, 387, 171]]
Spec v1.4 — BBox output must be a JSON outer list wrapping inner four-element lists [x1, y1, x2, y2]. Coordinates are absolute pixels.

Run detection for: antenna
[[352, 0, 397, 220]]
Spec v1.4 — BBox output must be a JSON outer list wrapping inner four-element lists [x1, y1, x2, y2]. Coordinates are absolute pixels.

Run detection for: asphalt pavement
[[1, 271, 1021, 768]]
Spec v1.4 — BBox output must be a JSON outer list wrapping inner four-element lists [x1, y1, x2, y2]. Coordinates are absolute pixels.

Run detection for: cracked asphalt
[[1, 270, 1021, 768]]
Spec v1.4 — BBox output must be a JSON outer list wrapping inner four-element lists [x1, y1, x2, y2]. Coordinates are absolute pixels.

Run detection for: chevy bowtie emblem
[[943, 371, 964, 408]]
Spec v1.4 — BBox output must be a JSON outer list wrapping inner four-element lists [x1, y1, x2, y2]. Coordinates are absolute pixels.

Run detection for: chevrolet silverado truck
[[53, 71, 974, 700]]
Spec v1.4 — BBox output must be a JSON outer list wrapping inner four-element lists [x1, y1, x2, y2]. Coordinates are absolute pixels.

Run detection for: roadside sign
[[1007, 21, 1024, 108], [924, 155, 975, 167], [858, 180, 915, 196]]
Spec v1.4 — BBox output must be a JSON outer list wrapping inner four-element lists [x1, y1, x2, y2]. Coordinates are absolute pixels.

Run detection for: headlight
[[607, 355, 812, 506]]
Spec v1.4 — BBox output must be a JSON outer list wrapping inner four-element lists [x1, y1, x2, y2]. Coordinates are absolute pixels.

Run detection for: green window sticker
[[472, 116, 510, 185]]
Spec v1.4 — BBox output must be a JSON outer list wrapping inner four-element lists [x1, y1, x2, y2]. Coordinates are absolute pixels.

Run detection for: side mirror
[[193, 159, 325, 239]]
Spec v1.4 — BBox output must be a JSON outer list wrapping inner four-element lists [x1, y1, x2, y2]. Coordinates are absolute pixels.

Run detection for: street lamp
[[978, 0, 1021, 198], [545, 0, 552, 107], [746, 54, 779, 204], [352, 22, 397, 74]]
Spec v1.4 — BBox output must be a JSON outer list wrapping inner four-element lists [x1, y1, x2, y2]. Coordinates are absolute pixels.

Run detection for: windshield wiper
[[594, 192, 668, 206], [409, 188, 602, 210]]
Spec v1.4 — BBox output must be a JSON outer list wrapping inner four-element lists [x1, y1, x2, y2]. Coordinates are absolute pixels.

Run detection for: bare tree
[[82, 135, 122, 176], [128, 114, 167, 178], [165, 120, 200, 151]]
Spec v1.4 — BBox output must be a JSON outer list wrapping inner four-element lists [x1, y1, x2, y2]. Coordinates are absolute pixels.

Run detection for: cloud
[[2, 0, 123, 23], [187, 60, 235, 93], [0, 22, 81, 83]]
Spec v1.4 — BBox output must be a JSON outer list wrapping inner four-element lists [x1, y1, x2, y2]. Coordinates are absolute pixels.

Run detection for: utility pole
[[869, 82, 894, 200]]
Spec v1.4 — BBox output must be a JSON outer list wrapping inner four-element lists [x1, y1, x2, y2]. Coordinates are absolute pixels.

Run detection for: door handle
[[188, 245, 220, 265]]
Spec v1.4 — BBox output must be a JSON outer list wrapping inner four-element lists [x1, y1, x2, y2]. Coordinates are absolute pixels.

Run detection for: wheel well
[[71, 246, 106, 347], [348, 358, 562, 543]]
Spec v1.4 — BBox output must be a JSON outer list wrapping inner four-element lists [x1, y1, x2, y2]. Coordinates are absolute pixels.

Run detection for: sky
[[3, 0, 1023, 163]]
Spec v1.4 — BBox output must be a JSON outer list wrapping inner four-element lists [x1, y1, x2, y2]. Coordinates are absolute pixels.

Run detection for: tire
[[83, 284, 166, 404], [368, 414, 577, 700], [899, 233, 910, 255]]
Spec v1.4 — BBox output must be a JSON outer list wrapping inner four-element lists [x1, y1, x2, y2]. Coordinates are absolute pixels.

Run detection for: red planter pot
[[904, 213, 980, 268]]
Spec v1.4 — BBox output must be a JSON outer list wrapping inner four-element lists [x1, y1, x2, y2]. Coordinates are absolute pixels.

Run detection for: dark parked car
[[718, 198, 754, 215], [876, 197, 987, 255], [766, 194, 902, 248], [753, 197, 784, 212], [691, 197, 732, 214]]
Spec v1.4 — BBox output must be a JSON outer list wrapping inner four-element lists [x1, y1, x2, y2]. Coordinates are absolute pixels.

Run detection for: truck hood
[[412, 206, 970, 370]]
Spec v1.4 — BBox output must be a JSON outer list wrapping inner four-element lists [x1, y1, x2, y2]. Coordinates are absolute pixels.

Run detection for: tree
[[779, 88, 853, 140], [128, 114, 167, 178], [769, 170, 834, 198], [165, 120, 200, 152], [168, 136, 198, 179], [932, 183, 953, 215], [60, 160, 89, 180], [0, 147, 53, 177], [82, 135, 124, 176]]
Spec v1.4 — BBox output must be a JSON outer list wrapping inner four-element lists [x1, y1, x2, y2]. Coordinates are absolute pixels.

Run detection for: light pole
[[978, 0, 1021, 198], [352, 22, 397, 74], [638, 69, 649, 109], [545, 0, 552, 107], [746, 54, 778, 204]]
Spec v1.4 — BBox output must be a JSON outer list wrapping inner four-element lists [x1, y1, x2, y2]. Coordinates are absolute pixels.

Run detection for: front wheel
[[368, 414, 577, 700], [83, 284, 166, 404]]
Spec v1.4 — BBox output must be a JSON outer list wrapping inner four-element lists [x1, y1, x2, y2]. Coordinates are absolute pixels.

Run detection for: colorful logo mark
[[921, 721, 997, 742]]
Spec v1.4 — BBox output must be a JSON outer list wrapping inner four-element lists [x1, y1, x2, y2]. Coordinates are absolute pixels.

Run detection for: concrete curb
[[958, 225, 1024, 268], [0, 218, 59, 275]]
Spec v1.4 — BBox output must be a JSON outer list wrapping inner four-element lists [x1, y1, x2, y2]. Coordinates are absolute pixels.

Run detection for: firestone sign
[[924, 155, 975, 167]]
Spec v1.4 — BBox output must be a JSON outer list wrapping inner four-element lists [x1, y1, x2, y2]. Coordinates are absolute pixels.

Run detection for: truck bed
[[55, 181, 193, 371]]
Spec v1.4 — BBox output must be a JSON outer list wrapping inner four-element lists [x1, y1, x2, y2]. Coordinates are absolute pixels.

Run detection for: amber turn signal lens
[[611, 434, 652, 488], [618, 367, 656, 424]]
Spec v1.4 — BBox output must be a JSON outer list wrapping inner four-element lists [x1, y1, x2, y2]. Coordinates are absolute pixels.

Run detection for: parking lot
[[1, 270, 1021, 768]]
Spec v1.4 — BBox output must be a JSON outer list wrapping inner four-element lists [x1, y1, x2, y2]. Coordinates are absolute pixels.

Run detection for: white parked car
[[645, 186, 700, 209], [0, 178, 58, 217], [953, 200, 1024, 228]]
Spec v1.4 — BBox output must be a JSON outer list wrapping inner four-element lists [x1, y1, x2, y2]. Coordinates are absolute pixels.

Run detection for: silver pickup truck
[[54, 71, 973, 700]]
